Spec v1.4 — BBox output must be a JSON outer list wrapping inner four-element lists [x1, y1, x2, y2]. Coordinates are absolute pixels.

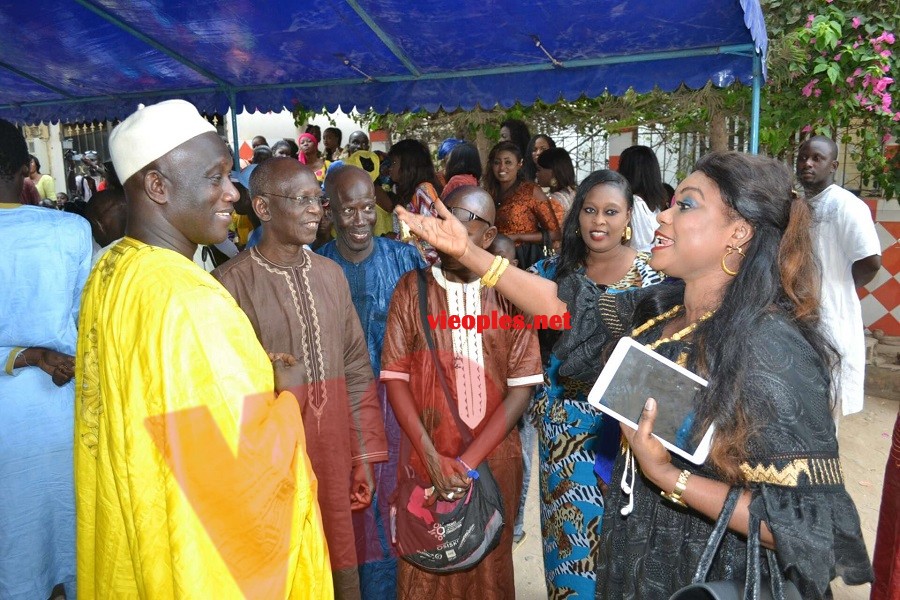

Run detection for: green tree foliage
[[762, 0, 898, 197]]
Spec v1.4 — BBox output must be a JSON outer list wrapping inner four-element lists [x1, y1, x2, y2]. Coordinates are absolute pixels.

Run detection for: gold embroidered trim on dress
[[79, 326, 102, 457], [251, 248, 328, 433], [740, 457, 844, 487], [597, 295, 624, 337]]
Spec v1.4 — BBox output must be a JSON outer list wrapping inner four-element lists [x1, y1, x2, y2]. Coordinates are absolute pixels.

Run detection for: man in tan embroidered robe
[[381, 186, 543, 599], [213, 158, 387, 600]]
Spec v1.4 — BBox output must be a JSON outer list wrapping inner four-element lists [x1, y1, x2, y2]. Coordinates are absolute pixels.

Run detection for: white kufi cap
[[109, 99, 217, 184]]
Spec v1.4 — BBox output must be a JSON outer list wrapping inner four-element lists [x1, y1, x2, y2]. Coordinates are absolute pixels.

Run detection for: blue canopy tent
[[0, 0, 767, 155]]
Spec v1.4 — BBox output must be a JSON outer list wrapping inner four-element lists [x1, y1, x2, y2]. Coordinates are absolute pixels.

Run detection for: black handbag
[[514, 229, 555, 271], [669, 487, 802, 600], [388, 269, 505, 573], [514, 191, 561, 270]]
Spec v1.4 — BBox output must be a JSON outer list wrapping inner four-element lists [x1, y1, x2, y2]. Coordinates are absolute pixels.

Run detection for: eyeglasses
[[449, 206, 492, 226], [260, 192, 328, 208]]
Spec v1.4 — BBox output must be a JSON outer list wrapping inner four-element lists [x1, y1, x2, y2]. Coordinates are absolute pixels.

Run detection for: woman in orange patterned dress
[[484, 141, 562, 268]]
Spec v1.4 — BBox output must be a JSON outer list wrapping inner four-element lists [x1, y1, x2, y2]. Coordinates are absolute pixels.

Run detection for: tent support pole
[[228, 90, 240, 172], [750, 51, 762, 154]]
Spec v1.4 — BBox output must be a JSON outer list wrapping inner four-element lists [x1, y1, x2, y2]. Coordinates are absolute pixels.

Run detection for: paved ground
[[513, 394, 899, 599]]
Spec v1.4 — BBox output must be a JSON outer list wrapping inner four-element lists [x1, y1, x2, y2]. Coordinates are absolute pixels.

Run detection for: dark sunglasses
[[449, 206, 492, 226]]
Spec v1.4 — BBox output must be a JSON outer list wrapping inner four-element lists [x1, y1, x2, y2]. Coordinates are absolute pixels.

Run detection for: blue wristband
[[457, 456, 479, 480]]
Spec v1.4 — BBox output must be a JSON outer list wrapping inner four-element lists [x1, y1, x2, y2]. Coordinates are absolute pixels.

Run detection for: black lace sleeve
[[552, 273, 654, 382], [738, 314, 873, 596]]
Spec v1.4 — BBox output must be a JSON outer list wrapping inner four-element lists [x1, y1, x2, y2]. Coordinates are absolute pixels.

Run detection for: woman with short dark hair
[[271, 138, 299, 160]]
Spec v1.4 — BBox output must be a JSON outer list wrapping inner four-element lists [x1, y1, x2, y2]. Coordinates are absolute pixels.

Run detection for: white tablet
[[587, 337, 714, 465]]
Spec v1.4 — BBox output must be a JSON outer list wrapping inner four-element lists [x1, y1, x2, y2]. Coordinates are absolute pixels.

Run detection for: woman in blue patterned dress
[[529, 170, 663, 599]]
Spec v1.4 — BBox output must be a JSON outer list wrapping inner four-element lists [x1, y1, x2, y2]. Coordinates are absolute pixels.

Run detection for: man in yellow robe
[[74, 99, 332, 599]]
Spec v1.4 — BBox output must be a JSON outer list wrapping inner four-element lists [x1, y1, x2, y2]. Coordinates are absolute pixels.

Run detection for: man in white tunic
[[796, 135, 882, 418]]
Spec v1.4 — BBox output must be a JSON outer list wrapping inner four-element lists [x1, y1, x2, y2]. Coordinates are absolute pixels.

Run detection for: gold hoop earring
[[621, 224, 632, 244], [550, 177, 558, 188], [721, 244, 746, 276]]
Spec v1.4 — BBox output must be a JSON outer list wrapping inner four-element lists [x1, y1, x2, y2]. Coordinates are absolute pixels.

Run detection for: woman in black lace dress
[[394, 151, 873, 600]]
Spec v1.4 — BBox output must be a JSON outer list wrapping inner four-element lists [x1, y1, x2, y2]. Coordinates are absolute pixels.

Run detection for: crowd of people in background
[[1, 103, 896, 600]]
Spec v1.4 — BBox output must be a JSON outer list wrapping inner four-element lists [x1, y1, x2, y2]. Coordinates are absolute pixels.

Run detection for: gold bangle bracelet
[[481, 255, 502, 285], [483, 257, 508, 288], [488, 258, 510, 287], [660, 469, 691, 507], [480, 255, 503, 287]]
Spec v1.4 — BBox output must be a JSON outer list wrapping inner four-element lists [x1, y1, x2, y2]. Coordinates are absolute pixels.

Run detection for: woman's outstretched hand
[[394, 200, 469, 260]]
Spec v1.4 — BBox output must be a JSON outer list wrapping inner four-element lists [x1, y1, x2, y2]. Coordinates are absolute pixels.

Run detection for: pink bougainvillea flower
[[802, 125, 813, 134], [874, 77, 894, 93], [883, 94, 893, 112], [846, 76, 856, 85], [854, 68, 864, 77], [853, 41, 861, 49], [881, 50, 892, 59], [802, 79, 819, 97], [834, 53, 842, 61], [852, 17, 861, 29], [875, 32, 896, 45], [814, 89, 822, 97], [883, 133, 894, 145]]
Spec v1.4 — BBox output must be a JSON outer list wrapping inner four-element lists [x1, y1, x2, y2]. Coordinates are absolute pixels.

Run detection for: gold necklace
[[631, 305, 682, 337], [631, 305, 715, 350]]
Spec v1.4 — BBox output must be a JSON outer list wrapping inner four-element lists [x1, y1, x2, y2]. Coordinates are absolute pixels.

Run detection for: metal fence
[[546, 118, 754, 188]]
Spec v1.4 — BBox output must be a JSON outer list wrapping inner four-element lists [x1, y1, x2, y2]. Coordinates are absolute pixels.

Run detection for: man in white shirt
[[796, 135, 882, 418]]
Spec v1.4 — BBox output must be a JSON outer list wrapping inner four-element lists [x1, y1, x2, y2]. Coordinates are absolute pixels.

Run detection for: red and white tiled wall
[[859, 199, 900, 336]]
